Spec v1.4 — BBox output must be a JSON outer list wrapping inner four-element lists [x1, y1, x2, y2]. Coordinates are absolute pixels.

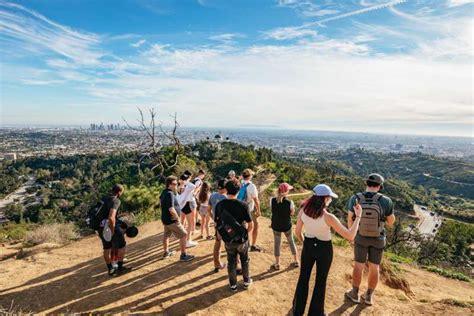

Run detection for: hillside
[[1, 217, 473, 315]]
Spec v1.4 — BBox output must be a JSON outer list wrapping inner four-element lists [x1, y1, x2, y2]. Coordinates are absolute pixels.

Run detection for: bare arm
[[295, 210, 304, 243], [169, 207, 179, 221], [386, 214, 396, 226], [325, 213, 361, 241], [254, 197, 261, 216], [348, 211, 354, 229], [108, 208, 117, 232]]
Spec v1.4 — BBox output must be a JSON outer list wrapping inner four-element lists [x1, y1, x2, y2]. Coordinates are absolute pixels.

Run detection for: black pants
[[225, 240, 250, 286], [293, 237, 333, 316]]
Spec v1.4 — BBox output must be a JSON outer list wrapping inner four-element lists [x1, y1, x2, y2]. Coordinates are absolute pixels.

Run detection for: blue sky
[[0, 0, 473, 136]]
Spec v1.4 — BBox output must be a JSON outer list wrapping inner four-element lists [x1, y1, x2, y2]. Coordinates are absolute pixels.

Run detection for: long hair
[[301, 195, 327, 219], [198, 181, 210, 204], [276, 190, 287, 203]]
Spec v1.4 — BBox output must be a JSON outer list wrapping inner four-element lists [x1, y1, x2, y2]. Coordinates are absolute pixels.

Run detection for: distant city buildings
[[90, 123, 122, 131]]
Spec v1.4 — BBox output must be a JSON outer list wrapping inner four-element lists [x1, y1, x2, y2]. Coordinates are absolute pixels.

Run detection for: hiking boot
[[163, 250, 176, 258], [186, 240, 198, 248], [180, 253, 195, 262], [363, 292, 374, 306], [345, 289, 360, 304], [117, 266, 132, 275], [250, 245, 262, 252], [229, 284, 238, 292], [243, 278, 253, 289]]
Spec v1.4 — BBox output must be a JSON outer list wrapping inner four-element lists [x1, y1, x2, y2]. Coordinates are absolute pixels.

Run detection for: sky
[[0, 0, 473, 137]]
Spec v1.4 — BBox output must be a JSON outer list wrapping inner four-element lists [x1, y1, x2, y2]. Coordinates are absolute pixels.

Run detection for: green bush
[[0, 222, 34, 242], [424, 266, 471, 282], [385, 252, 413, 264]]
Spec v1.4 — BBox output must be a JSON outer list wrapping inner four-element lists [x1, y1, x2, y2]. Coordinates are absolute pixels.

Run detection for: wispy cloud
[[263, 26, 317, 40], [446, 0, 474, 7], [0, 2, 103, 65], [131, 39, 146, 48], [299, 0, 408, 28], [209, 33, 244, 44]]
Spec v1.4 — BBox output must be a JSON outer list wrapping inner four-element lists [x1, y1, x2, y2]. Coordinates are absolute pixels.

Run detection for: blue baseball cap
[[312, 184, 338, 198]]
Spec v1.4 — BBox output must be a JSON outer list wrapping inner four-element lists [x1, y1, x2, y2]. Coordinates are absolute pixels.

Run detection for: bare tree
[[123, 107, 183, 178]]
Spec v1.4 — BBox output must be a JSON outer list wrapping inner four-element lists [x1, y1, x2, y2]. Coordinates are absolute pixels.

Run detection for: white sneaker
[[186, 240, 198, 248]]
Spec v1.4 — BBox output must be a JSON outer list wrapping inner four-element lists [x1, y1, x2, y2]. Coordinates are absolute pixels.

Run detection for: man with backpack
[[215, 178, 254, 292], [89, 184, 131, 276], [192, 169, 206, 227], [345, 173, 396, 306], [238, 168, 261, 252]]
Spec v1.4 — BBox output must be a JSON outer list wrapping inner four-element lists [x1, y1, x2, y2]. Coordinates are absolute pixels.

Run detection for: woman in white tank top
[[292, 184, 362, 316]]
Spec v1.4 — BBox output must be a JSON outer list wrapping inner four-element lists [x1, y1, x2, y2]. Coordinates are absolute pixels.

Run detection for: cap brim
[[330, 192, 338, 198]]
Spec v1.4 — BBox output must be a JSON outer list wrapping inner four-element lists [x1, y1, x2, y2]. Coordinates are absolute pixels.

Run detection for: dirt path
[[0, 218, 473, 315]]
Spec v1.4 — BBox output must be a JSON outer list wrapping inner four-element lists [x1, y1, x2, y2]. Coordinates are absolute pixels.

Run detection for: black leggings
[[292, 237, 333, 316]]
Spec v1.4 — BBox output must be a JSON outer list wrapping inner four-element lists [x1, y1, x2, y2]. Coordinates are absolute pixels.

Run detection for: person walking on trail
[[209, 179, 228, 272], [239, 168, 261, 252], [270, 182, 299, 270], [198, 181, 213, 240], [292, 184, 363, 316], [97, 184, 132, 276], [193, 169, 206, 227], [215, 179, 254, 292], [177, 173, 198, 248], [345, 173, 396, 306], [160, 176, 195, 262]]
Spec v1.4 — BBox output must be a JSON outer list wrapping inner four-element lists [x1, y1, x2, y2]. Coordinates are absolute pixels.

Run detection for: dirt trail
[[0, 217, 473, 315]]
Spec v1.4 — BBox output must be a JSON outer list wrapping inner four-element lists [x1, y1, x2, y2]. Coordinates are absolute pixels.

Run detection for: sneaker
[[180, 254, 195, 262], [186, 240, 198, 248], [243, 278, 253, 289], [108, 267, 117, 276], [117, 266, 132, 275], [363, 292, 374, 306], [163, 250, 176, 258], [345, 289, 360, 304], [250, 245, 262, 252], [229, 284, 238, 292]]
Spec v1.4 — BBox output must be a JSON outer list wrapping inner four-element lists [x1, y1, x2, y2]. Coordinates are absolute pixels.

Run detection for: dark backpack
[[216, 206, 248, 243], [86, 200, 105, 230], [357, 193, 385, 237]]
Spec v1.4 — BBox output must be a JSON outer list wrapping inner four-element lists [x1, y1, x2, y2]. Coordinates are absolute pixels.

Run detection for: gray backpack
[[357, 193, 385, 237]]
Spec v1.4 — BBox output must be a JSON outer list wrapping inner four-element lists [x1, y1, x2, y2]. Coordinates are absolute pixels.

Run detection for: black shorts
[[182, 202, 192, 215], [354, 235, 386, 265], [98, 226, 126, 250]]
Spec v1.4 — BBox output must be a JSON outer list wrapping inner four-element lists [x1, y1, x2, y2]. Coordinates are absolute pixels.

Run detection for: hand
[[353, 203, 363, 218]]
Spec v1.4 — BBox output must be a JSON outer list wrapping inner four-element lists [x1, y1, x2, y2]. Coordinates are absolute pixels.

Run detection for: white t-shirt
[[177, 182, 196, 209], [243, 180, 258, 212]]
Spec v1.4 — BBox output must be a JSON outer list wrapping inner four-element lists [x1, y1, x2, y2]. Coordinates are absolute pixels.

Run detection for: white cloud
[[447, 0, 474, 7], [131, 39, 146, 48], [209, 33, 243, 44], [0, 2, 103, 66], [263, 26, 317, 40], [302, 9, 339, 17]]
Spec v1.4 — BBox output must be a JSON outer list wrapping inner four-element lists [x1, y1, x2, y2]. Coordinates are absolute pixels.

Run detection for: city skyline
[[1, 0, 473, 137]]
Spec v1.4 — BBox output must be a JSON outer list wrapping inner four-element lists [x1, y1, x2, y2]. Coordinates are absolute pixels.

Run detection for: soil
[[0, 217, 473, 315]]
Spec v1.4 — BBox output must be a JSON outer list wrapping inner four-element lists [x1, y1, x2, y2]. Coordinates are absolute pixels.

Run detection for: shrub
[[333, 237, 350, 248], [0, 222, 33, 242], [25, 223, 79, 246], [424, 266, 471, 282]]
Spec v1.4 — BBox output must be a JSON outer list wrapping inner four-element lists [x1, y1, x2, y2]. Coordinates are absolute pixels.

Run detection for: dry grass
[[381, 260, 414, 297], [25, 223, 79, 246]]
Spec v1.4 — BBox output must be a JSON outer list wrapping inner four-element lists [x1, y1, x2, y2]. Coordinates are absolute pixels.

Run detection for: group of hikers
[[93, 169, 395, 316]]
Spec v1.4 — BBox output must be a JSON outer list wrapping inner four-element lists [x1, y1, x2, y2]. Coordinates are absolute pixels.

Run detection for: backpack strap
[[355, 193, 365, 203]]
